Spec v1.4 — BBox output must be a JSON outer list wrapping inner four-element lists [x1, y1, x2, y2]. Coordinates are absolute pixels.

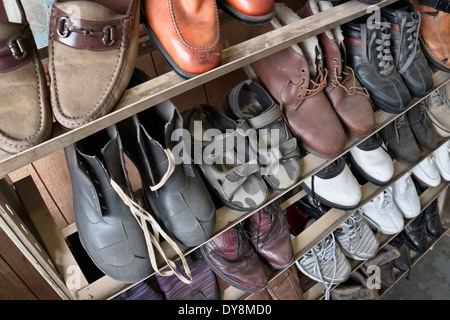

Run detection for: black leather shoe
[[379, 114, 421, 165], [342, 14, 411, 114], [406, 102, 439, 151], [65, 126, 152, 283], [390, 233, 412, 271], [403, 211, 428, 253], [116, 101, 217, 247], [380, 0, 434, 97], [423, 199, 443, 239]]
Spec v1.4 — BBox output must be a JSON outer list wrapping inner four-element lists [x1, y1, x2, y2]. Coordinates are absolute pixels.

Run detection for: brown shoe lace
[[279, 66, 328, 111], [394, 114, 407, 144]]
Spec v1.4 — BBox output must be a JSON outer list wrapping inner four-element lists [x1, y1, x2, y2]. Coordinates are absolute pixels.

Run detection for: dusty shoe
[[249, 3, 347, 159], [217, 0, 275, 25], [223, 79, 301, 191], [141, 0, 222, 79], [298, 0, 375, 138], [331, 270, 380, 300], [0, 0, 53, 153], [48, 0, 140, 129]]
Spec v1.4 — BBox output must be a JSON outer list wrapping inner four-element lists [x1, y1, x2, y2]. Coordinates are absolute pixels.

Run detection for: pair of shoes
[[330, 270, 381, 300], [380, 102, 439, 165], [348, 133, 395, 186], [301, 157, 362, 210], [403, 211, 429, 253], [183, 103, 296, 211], [155, 249, 220, 300], [65, 98, 217, 282], [0, 0, 53, 153], [288, 199, 379, 300], [342, 0, 434, 114], [411, 0, 450, 72], [246, 265, 305, 300], [200, 200, 294, 293], [248, 2, 375, 159], [426, 83, 450, 138], [223, 79, 302, 191], [411, 141, 450, 187], [360, 187, 405, 235]]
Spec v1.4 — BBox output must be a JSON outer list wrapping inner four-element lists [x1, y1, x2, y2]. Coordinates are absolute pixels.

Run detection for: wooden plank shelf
[[0, 0, 400, 180]]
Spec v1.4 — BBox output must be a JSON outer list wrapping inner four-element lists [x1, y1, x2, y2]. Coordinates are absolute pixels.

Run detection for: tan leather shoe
[[48, 0, 140, 129], [217, 0, 275, 25], [249, 4, 346, 159], [0, 0, 53, 153], [298, 0, 375, 138], [141, 0, 222, 79], [412, 0, 450, 72]]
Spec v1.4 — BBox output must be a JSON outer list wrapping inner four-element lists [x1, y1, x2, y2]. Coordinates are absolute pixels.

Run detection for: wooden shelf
[[1, 0, 450, 301]]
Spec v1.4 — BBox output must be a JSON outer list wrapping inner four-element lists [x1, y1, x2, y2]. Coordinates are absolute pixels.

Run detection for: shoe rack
[[0, 0, 450, 300]]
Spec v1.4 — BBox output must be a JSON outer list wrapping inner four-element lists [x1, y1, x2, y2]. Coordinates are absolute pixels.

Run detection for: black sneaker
[[381, 0, 434, 97], [342, 14, 411, 114]]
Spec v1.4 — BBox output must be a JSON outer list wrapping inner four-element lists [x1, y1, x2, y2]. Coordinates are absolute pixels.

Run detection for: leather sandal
[[0, 0, 53, 153], [48, 0, 140, 129]]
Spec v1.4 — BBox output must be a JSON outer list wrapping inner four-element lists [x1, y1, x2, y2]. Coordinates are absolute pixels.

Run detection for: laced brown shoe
[[298, 0, 375, 138], [0, 0, 53, 153], [249, 3, 346, 159]]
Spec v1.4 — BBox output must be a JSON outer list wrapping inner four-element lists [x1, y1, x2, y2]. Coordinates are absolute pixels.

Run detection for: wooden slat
[[0, 0, 400, 179]]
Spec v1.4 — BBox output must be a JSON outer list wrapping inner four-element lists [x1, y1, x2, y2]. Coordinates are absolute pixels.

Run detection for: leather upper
[[220, 0, 274, 16], [142, 0, 222, 76]]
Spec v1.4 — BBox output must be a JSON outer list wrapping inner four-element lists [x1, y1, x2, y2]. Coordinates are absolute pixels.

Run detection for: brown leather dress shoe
[[141, 0, 222, 79], [246, 200, 294, 269], [412, 0, 450, 72], [0, 0, 53, 153], [200, 223, 269, 293], [217, 0, 275, 25], [298, 0, 375, 138], [48, 0, 140, 129], [249, 4, 347, 159]]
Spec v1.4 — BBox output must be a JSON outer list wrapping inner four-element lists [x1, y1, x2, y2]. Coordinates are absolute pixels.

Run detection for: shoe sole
[[217, 2, 274, 26]]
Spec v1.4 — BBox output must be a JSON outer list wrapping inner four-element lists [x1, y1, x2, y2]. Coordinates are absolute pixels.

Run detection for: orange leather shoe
[[412, 0, 450, 72], [141, 0, 222, 79], [217, 0, 275, 25]]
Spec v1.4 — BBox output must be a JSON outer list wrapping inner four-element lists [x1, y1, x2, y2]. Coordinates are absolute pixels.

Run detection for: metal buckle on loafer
[[57, 16, 71, 38], [103, 26, 118, 46], [8, 37, 27, 60]]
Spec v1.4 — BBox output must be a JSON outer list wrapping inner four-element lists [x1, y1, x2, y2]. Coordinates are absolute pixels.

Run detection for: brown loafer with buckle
[[0, 0, 53, 154], [141, 0, 222, 79], [48, 0, 140, 129]]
